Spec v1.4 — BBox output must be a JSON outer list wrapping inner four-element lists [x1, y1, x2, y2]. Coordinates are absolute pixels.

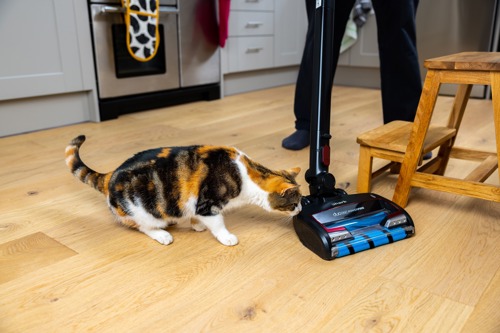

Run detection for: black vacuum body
[[293, 0, 415, 260], [294, 193, 415, 260]]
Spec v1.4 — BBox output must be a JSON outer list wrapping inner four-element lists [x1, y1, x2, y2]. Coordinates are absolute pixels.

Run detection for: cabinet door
[[348, 13, 380, 67], [0, 0, 84, 101], [274, 0, 307, 67]]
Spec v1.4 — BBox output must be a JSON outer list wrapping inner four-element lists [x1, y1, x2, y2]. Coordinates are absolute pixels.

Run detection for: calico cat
[[65, 135, 302, 246]]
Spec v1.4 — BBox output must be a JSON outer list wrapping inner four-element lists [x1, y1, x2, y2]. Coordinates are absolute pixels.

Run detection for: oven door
[[90, 4, 180, 99]]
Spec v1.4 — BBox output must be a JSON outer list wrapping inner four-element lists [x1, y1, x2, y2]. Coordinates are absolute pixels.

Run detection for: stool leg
[[491, 72, 500, 183], [436, 84, 472, 175], [393, 70, 441, 207], [357, 145, 373, 193]]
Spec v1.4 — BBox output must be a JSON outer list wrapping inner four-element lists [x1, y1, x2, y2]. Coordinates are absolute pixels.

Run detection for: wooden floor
[[0, 85, 498, 332]]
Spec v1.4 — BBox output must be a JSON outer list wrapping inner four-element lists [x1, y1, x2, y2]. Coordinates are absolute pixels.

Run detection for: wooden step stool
[[393, 52, 500, 207], [356, 120, 456, 193]]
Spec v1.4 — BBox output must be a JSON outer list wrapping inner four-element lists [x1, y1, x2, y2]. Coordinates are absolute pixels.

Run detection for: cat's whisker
[[273, 214, 294, 225]]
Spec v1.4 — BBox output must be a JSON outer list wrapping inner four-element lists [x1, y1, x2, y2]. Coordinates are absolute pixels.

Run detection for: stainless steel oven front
[[90, 0, 179, 99], [88, 0, 221, 120]]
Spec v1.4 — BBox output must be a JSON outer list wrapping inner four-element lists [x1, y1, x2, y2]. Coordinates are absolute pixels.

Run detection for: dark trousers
[[294, 0, 422, 131]]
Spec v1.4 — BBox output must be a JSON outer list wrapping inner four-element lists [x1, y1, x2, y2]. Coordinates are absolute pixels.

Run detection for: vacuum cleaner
[[293, 0, 415, 260]]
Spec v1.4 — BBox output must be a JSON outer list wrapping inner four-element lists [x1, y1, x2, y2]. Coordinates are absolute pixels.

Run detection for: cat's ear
[[287, 167, 301, 178], [280, 183, 301, 196]]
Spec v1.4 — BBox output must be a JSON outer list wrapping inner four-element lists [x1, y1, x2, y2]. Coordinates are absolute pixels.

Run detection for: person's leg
[[284, 0, 356, 150], [282, 0, 315, 150], [372, 0, 422, 124], [291, 0, 316, 133]]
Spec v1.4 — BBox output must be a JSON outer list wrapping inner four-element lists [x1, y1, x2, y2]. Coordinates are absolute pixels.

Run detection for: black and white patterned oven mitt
[[121, 0, 160, 62]]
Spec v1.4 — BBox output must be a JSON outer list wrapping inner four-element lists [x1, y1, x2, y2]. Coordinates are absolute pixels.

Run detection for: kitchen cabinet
[[222, 0, 307, 96], [335, 12, 382, 89], [226, 9, 275, 73], [274, 0, 308, 67], [222, 2, 380, 96], [0, 0, 98, 137]]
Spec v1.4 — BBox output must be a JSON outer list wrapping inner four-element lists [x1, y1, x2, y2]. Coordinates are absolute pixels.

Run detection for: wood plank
[[317, 277, 472, 332], [450, 146, 498, 161], [381, 196, 500, 306], [393, 69, 442, 207], [0, 232, 78, 284], [356, 145, 374, 192], [464, 155, 498, 182], [491, 71, 500, 183], [357, 121, 413, 152], [461, 267, 500, 333], [411, 172, 500, 202], [424, 52, 500, 71], [357, 121, 456, 154], [437, 71, 491, 85]]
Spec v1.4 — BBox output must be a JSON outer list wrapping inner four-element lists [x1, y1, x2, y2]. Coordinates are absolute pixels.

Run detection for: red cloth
[[195, 0, 230, 47], [218, 0, 230, 47]]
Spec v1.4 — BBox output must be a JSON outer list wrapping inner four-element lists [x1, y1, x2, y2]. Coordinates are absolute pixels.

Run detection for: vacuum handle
[[306, 0, 338, 197]]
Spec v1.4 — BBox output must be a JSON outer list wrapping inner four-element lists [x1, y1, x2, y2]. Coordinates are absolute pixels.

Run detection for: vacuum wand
[[305, 0, 339, 198]]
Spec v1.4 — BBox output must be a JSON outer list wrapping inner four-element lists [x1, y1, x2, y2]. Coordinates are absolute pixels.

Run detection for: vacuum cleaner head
[[293, 192, 415, 260]]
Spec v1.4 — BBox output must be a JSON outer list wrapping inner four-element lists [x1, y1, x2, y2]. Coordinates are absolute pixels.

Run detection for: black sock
[[282, 130, 310, 150]]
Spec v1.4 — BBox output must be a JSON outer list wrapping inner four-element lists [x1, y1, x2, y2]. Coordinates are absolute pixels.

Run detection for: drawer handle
[[246, 21, 264, 28], [100, 5, 178, 15], [245, 0, 260, 2], [246, 47, 264, 53]]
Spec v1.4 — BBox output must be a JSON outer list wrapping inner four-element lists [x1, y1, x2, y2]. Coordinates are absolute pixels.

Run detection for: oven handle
[[100, 6, 179, 15]]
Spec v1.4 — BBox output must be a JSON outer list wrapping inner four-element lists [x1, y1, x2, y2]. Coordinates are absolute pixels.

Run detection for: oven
[[89, 0, 221, 120]]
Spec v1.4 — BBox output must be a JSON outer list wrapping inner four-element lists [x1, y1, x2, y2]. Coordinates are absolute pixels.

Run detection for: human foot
[[282, 130, 310, 150]]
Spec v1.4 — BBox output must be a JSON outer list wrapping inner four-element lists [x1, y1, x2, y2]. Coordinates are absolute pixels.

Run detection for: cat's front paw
[[216, 233, 239, 246], [143, 229, 173, 245]]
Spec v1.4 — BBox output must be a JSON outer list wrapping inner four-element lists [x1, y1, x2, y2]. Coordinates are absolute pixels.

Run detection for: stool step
[[356, 121, 457, 193], [357, 121, 456, 154]]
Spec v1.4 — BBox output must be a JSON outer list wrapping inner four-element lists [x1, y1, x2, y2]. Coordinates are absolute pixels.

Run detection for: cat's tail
[[65, 135, 110, 194]]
